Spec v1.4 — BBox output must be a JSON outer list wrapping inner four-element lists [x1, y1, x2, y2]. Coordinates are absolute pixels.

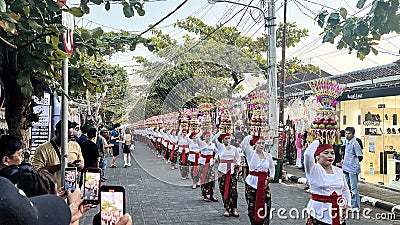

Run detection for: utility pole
[[266, 0, 278, 158], [278, 0, 287, 160]]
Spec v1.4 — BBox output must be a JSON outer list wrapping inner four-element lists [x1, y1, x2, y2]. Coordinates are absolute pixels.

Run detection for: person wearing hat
[[213, 132, 241, 217], [0, 135, 24, 172], [196, 131, 218, 202], [32, 120, 85, 187], [241, 135, 275, 225], [0, 176, 72, 225], [304, 140, 351, 225]]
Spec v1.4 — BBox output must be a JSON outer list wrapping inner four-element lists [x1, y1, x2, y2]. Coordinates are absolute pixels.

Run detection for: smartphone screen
[[64, 167, 77, 192], [100, 186, 125, 225], [82, 168, 101, 204]]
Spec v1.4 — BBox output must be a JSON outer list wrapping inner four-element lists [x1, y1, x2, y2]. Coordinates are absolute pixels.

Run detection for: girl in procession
[[213, 132, 241, 217], [177, 129, 190, 179], [197, 131, 218, 202], [187, 130, 201, 188], [241, 135, 275, 225], [167, 129, 179, 170], [304, 140, 350, 225]]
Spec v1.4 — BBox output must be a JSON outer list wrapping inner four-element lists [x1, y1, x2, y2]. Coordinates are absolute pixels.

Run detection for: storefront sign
[[347, 93, 363, 100], [338, 86, 400, 101], [30, 94, 51, 155]]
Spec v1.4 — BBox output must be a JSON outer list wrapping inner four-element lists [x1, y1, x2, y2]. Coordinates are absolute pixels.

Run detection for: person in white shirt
[[197, 131, 218, 202], [241, 135, 275, 225], [187, 130, 201, 189], [213, 132, 241, 217], [304, 140, 351, 225], [176, 129, 190, 177]]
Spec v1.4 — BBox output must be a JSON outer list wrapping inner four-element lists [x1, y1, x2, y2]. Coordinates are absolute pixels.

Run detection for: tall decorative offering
[[199, 103, 214, 133], [308, 78, 345, 145], [216, 99, 233, 134], [247, 91, 269, 137]]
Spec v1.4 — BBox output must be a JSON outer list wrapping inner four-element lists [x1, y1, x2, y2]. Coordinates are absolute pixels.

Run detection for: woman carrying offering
[[213, 132, 241, 217], [241, 135, 275, 225], [304, 140, 350, 225], [197, 131, 218, 202], [187, 131, 201, 188]]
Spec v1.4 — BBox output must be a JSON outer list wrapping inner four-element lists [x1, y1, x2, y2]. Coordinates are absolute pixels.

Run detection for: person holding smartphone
[[32, 120, 85, 187]]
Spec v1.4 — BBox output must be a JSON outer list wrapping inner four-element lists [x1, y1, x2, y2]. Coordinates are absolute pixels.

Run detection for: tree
[[316, 0, 400, 60], [0, 0, 148, 146], [129, 17, 312, 121]]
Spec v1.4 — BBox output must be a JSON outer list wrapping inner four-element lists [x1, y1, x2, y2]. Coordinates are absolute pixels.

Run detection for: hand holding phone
[[100, 186, 125, 225], [82, 167, 102, 205], [65, 167, 78, 192]]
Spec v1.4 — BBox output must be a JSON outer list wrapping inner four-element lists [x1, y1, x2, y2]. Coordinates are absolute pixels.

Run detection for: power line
[[140, 0, 188, 36]]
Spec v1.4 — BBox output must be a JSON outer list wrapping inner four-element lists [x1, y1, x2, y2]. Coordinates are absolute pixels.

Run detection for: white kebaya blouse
[[305, 140, 351, 224], [240, 135, 275, 189]]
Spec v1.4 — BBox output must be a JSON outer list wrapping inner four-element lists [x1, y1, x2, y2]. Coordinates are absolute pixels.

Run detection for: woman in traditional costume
[[197, 131, 218, 202], [241, 135, 275, 225], [213, 132, 241, 217]]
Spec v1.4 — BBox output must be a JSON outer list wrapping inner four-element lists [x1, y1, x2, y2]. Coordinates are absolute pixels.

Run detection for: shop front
[[338, 86, 400, 190]]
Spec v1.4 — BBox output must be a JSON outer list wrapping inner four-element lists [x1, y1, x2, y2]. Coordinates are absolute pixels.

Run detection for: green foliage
[[68, 0, 146, 19], [316, 0, 400, 60], [130, 17, 312, 121], [0, 0, 148, 137]]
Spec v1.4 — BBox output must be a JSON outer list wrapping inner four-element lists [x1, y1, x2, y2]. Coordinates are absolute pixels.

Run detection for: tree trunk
[[3, 72, 32, 150]]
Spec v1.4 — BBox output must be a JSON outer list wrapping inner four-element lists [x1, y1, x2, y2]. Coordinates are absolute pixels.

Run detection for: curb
[[285, 172, 400, 214]]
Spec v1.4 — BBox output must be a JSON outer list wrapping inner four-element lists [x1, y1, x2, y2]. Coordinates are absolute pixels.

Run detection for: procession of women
[[130, 79, 352, 225]]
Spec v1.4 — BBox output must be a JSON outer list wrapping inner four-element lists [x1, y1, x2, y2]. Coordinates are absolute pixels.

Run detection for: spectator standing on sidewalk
[[77, 124, 91, 146], [32, 120, 85, 187], [241, 135, 275, 225], [123, 128, 132, 168], [343, 127, 363, 212], [98, 128, 111, 181], [0, 135, 24, 171], [304, 140, 351, 225], [110, 123, 121, 168], [81, 127, 100, 169]]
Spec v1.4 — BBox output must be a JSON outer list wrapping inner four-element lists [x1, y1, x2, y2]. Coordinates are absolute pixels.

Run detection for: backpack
[[356, 137, 363, 149]]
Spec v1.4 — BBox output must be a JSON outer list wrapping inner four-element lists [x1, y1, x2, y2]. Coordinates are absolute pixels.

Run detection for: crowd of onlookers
[[0, 120, 134, 225]]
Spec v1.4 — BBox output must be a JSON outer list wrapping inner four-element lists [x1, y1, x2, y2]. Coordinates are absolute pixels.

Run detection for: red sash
[[220, 159, 234, 201], [311, 192, 342, 225], [249, 171, 269, 222], [179, 144, 189, 163], [190, 150, 200, 176], [200, 154, 214, 185], [169, 142, 177, 160], [155, 137, 159, 149]]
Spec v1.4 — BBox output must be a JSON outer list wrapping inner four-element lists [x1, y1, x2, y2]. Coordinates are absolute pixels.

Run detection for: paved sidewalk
[[79, 142, 396, 225]]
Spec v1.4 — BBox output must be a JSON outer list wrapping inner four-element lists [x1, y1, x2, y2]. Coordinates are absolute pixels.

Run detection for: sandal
[[224, 211, 230, 217], [192, 184, 197, 189]]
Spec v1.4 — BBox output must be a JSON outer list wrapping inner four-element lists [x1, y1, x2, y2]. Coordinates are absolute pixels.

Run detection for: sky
[[80, 0, 400, 84]]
